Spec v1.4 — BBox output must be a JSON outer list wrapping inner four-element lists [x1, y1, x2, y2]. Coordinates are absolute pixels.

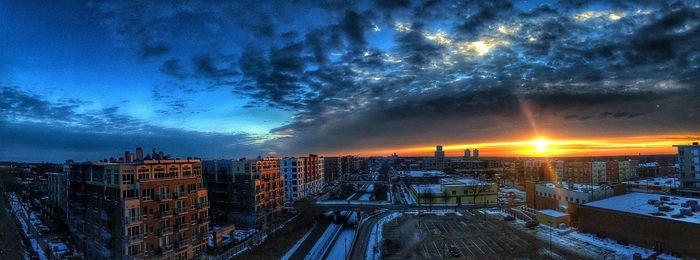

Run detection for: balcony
[[155, 194, 171, 201], [159, 244, 174, 254], [174, 207, 186, 215], [158, 226, 174, 236], [125, 215, 142, 224], [126, 234, 143, 243], [174, 240, 188, 249], [196, 202, 210, 209], [172, 192, 185, 199], [157, 210, 173, 218], [176, 223, 188, 231]]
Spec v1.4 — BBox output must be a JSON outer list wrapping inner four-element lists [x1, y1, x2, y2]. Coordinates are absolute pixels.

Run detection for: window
[[142, 189, 153, 200], [451, 191, 456, 195]]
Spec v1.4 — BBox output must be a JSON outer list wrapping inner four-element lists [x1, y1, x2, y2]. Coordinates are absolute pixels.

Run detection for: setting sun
[[531, 138, 551, 152]]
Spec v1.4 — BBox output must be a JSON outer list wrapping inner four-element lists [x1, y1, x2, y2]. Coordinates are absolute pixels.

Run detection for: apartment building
[[676, 142, 700, 197], [322, 157, 340, 183], [65, 156, 209, 259], [618, 159, 640, 182], [281, 155, 324, 202], [203, 157, 284, 228]]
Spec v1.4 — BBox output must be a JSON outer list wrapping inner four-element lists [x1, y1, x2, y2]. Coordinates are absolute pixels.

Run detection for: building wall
[[66, 159, 210, 259], [281, 155, 325, 202], [578, 206, 700, 258], [409, 183, 498, 205], [677, 143, 700, 197]]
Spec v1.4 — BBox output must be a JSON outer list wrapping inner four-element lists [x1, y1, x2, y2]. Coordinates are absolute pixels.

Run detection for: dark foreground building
[[578, 192, 700, 258], [65, 156, 210, 259]]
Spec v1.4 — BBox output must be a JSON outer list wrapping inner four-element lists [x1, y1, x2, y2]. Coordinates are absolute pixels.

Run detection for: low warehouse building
[[536, 209, 569, 228], [578, 193, 700, 258]]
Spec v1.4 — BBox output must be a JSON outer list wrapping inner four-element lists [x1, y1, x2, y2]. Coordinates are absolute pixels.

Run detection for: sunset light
[[531, 137, 551, 153]]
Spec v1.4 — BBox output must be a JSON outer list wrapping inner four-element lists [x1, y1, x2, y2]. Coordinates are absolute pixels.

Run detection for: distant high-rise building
[[64, 157, 209, 259], [136, 147, 143, 161], [125, 151, 132, 163], [322, 157, 340, 183], [464, 149, 471, 158], [281, 154, 324, 202], [473, 148, 480, 158], [435, 145, 445, 170], [675, 142, 700, 197]]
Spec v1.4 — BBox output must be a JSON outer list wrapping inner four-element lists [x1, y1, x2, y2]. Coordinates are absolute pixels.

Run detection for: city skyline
[[2, 0, 700, 162]]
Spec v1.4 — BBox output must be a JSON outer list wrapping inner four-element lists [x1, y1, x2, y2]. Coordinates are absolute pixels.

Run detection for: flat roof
[[623, 177, 679, 188], [404, 170, 448, 177], [441, 177, 492, 186], [584, 192, 700, 225], [538, 209, 568, 218], [539, 182, 606, 192], [411, 184, 442, 194]]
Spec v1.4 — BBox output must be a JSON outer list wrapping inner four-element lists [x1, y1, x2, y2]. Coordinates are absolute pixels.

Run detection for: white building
[[281, 155, 324, 202]]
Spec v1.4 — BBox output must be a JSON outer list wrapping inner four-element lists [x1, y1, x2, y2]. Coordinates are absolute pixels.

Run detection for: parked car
[[448, 245, 461, 257], [503, 215, 516, 221]]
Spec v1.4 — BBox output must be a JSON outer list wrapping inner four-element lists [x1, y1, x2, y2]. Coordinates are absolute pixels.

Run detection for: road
[[348, 211, 393, 260]]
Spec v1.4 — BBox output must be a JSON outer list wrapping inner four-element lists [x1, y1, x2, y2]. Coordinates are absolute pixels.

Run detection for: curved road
[[348, 211, 393, 260]]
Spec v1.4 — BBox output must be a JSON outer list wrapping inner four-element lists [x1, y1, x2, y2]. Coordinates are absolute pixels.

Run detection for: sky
[[1, 0, 700, 162]]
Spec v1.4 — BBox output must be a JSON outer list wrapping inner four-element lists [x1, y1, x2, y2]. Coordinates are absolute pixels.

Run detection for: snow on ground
[[366, 184, 375, 193], [326, 228, 355, 260], [480, 207, 679, 259], [365, 212, 402, 260], [282, 223, 316, 260], [305, 222, 343, 260], [8, 193, 48, 260]]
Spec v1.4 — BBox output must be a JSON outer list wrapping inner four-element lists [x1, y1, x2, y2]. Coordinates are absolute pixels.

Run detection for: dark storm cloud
[[36, 0, 700, 156]]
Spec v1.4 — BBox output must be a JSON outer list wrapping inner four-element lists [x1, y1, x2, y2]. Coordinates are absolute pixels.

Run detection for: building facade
[[281, 155, 324, 202], [203, 157, 284, 228], [434, 145, 445, 170], [675, 142, 700, 197], [65, 157, 209, 259]]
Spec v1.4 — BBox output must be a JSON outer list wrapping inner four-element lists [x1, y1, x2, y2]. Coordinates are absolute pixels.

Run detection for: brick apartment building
[[281, 155, 324, 202], [203, 157, 284, 228], [64, 155, 210, 259]]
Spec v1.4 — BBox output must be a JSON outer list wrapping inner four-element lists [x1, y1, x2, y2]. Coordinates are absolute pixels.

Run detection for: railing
[[157, 210, 173, 218], [125, 215, 142, 224], [174, 240, 187, 249], [127, 234, 143, 243], [175, 207, 186, 214], [156, 194, 171, 201], [172, 192, 185, 198], [159, 244, 174, 254], [176, 223, 188, 231], [158, 227, 174, 236], [196, 202, 209, 209]]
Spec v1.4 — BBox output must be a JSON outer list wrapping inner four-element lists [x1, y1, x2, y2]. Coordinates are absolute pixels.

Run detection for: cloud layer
[[2, 0, 700, 160]]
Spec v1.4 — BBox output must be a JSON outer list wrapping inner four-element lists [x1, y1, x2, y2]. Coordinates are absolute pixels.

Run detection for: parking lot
[[382, 211, 573, 259]]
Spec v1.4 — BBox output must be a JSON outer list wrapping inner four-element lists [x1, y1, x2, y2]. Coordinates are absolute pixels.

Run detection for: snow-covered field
[[7, 193, 48, 260]]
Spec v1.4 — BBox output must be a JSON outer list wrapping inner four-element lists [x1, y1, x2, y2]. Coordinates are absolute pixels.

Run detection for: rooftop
[[411, 184, 442, 194], [441, 177, 492, 186], [584, 192, 700, 225], [623, 177, 680, 188], [539, 181, 608, 192], [404, 170, 448, 177], [538, 209, 568, 218]]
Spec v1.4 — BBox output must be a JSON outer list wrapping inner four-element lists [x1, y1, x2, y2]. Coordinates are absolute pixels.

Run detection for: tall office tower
[[464, 149, 471, 159], [136, 147, 144, 161], [435, 145, 445, 170], [281, 154, 325, 202], [203, 157, 284, 227], [125, 151, 133, 163], [676, 142, 700, 197], [473, 148, 480, 158], [64, 157, 210, 259]]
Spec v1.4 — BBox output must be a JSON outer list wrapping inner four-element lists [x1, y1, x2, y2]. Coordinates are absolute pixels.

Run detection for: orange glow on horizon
[[333, 134, 700, 157]]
